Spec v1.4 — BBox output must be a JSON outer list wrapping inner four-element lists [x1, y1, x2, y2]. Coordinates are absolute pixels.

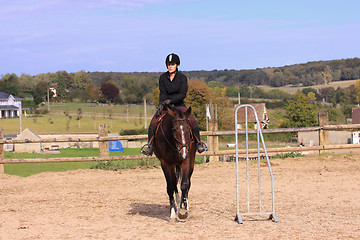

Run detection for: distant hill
[[260, 79, 359, 95], [87, 57, 360, 88]]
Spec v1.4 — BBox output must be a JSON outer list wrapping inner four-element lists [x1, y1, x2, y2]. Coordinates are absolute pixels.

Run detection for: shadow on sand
[[127, 202, 170, 221]]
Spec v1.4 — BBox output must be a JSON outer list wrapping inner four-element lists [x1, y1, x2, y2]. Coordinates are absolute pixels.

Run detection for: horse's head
[[167, 106, 193, 161]]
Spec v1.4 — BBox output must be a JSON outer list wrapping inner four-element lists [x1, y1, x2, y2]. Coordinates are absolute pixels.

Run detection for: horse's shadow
[[127, 202, 169, 221]]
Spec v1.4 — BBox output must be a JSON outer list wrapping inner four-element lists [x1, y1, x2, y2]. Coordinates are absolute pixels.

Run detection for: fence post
[[0, 128, 4, 174], [98, 124, 109, 157], [318, 112, 329, 154], [209, 120, 219, 161]]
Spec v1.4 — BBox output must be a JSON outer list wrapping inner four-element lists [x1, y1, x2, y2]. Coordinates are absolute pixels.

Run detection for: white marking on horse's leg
[[180, 125, 186, 159], [170, 207, 176, 221], [178, 198, 189, 219]]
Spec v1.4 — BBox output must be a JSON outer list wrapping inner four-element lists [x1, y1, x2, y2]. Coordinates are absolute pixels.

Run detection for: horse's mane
[[168, 105, 184, 118]]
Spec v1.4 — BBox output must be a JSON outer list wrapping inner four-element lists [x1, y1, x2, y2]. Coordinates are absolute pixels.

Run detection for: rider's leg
[[180, 106, 208, 154], [141, 127, 155, 156], [141, 114, 157, 156], [192, 125, 208, 153]]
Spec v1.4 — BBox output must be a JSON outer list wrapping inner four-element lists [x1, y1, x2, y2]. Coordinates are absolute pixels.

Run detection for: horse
[[153, 105, 196, 221]]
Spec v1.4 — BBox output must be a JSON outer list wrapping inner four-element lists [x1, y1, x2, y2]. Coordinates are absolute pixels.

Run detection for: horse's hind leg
[[161, 163, 178, 221]]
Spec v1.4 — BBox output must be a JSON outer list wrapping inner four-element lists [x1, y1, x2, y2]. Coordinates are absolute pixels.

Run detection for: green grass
[[4, 147, 148, 177], [2, 114, 147, 134], [4, 161, 97, 177], [2, 103, 156, 134], [259, 79, 359, 95], [3, 147, 205, 177], [49, 103, 156, 116]]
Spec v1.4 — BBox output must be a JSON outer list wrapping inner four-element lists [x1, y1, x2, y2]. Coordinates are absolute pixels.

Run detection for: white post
[[47, 88, 50, 112], [144, 99, 147, 129], [19, 103, 22, 133]]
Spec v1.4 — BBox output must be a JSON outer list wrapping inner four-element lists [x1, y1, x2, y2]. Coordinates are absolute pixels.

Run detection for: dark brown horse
[[153, 106, 196, 221]]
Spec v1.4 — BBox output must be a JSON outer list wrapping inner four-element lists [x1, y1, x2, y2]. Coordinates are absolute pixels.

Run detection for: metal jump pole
[[234, 104, 278, 224]]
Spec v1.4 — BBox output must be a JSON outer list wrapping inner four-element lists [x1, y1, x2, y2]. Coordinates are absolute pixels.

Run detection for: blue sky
[[1, 0, 360, 76]]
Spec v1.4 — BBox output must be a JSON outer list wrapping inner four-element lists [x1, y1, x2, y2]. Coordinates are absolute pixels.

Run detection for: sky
[[1, 0, 360, 76]]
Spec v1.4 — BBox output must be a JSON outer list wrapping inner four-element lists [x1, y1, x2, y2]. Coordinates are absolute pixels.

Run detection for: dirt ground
[[1, 154, 360, 240]]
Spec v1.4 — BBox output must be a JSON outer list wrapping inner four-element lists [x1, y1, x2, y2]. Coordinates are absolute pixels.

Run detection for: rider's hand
[[156, 104, 164, 116]]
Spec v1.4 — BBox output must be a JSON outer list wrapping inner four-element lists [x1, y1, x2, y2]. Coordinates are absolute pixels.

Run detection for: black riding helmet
[[165, 53, 180, 66]]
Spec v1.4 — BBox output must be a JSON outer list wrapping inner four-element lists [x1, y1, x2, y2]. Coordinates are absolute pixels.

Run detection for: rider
[[141, 53, 208, 156]]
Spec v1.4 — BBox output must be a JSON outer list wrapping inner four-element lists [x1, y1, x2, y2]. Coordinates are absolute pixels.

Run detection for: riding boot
[[193, 126, 208, 153], [141, 127, 155, 156]]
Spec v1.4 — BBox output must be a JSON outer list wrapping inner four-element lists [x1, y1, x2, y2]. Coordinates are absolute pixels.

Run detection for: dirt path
[[1, 155, 360, 239]]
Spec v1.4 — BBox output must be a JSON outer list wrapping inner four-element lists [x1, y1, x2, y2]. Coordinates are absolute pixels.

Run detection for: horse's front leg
[[161, 164, 178, 221], [178, 172, 191, 219]]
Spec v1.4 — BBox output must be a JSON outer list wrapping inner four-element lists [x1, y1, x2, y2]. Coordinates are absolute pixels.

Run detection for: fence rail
[[1, 123, 360, 166]]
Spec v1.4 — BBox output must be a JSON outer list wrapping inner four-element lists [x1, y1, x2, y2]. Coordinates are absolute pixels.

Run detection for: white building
[[0, 91, 22, 118]]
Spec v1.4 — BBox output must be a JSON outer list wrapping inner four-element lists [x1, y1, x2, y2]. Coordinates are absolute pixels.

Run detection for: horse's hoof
[[178, 208, 188, 219]]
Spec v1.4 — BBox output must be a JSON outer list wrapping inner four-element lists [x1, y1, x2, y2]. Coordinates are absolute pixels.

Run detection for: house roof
[[0, 105, 19, 110], [236, 103, 268, 122], [17, 128, 41, 140], [0, 91, 22, 100]]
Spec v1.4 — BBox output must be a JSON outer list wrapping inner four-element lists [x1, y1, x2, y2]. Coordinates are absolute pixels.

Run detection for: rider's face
[[167, 63, 178, 73]]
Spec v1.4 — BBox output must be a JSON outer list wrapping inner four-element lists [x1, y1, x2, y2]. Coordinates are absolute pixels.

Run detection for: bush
[[120, 128, 148, 135], [271, 152, 304, 159]]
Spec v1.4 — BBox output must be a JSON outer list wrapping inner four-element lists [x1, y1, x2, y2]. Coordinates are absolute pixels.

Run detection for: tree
[[76, 108, 83, 128], [185, 80, 210, 130], [73, 71, 92, 90], [121, 75, 156, 103], [302, 88, 320, 101], [239, 84, 250, 98], [0, 73, 19, 96], [100, 82, 119, 102], [307, 92, 316, 101], [270, 72, 286, 87], [225, 86, 239, 97], [33, 81, 48, 105], [280, 91, 318, 128], [18, 73, 36, 92], [209, 88, 233, 130], [51, 71, 73, 99], [152, 88, 160, 105], [86, 83, 101, 101], [354, 79, 360, 105]]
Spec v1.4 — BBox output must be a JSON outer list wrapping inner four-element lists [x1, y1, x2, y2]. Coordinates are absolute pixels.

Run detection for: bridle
[[156, 113, 194, 160], [171, 118, 194, 155]]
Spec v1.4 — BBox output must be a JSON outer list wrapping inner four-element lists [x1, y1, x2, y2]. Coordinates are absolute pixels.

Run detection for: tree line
[[1, 57, 360, 130]]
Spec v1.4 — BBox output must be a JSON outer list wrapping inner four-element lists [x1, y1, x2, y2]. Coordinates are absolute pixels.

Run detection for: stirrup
[[197, 142, 208, 153], [141, 144, 153, 156]]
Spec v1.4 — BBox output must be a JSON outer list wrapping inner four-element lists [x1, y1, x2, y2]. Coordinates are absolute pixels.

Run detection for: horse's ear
[[184, 107, 191, 117]]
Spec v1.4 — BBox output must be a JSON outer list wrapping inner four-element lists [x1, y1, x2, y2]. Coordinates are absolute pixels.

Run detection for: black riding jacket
[[159, 70, 188, 107]]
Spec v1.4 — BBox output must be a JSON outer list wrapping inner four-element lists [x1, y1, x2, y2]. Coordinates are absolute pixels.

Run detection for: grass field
[[49, 102, 156, 116], [3, 147, 160, 177], [259, 79, 359, 95], [2, 103, 157, 134]]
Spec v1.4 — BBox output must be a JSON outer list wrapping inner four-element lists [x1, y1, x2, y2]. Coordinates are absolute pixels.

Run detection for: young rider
[[141, 53, 207, 156]]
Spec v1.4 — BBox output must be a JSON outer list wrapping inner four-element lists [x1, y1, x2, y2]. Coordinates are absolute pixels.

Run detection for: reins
[[154, 111, 194, 154]]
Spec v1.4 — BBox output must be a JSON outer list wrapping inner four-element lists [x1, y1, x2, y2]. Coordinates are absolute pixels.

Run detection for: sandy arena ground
[[1, 154, 360, 239]]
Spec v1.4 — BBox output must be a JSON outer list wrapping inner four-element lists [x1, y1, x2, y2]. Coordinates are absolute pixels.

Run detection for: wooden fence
[[1, 120, 360, 167]]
